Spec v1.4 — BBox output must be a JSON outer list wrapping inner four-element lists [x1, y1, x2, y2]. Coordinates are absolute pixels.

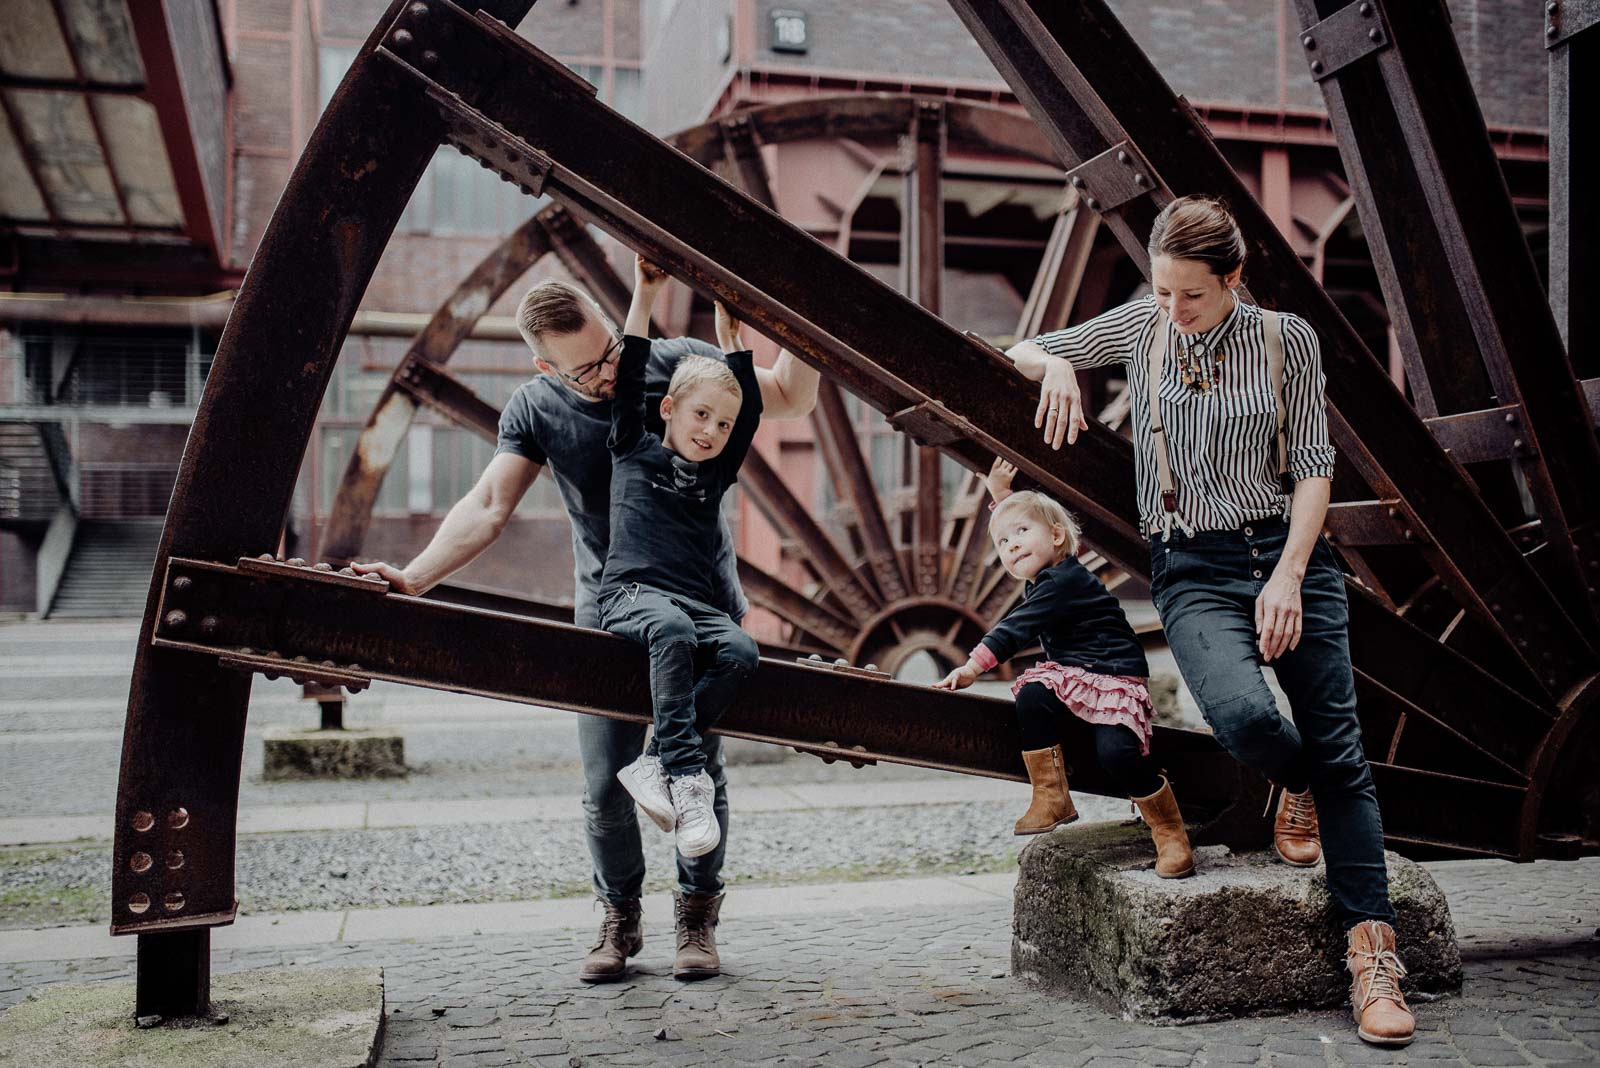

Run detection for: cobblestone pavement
[[3, 858, 1597, 1066]]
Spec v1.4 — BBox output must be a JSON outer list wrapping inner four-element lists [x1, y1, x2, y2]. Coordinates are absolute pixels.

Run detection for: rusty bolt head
[[834, 658, 848, 666], [163, 610, 187, 629], [1368, 27, 1383, 42], [808, 653, 823, 661], [1116, 150, 1129, 164], [1513, 439, 1524, 448], [1085, 197, 1101, 212], [171, 575, 193, 595], [314, 562, 334, 572], [419, 49, 439, 69], [363, 573, 385, 583], [288, 557, 307, 567], [321, 660, 337, 668], [339, 566, 357, 575], [239, 646, 255, 655], [293, 655, 310, 663], [1549, 1, 1559, 12], [1548, 23, 1559, 36], [864, 664, 879, 673], [264, 671, 280, 681], [1070, 175, 1085, 188], [1358, 1, 1372, 14], [1134, 173, 1149, 187], [1386, 507, 1399, 519], [390, 28, 414, 51], [200, 615, 220, 636], [259, 553, 274, 561], [1302, 35, 1315, 49], [1310, 59, 1325, 74], [408, 1, 430, 17], [1504, 412, 1516, 423]]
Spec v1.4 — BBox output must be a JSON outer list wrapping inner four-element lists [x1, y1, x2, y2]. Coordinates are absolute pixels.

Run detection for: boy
[[600, 258, 762, 859]]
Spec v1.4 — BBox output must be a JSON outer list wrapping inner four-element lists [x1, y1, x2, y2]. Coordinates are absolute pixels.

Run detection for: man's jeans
[[1150, 516, 1394, 927], [600, 584, 759, 777]]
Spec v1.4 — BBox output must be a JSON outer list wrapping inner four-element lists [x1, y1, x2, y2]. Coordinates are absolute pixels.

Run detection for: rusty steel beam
[[110, 0, 464, 1016], [393, 353, 502, 441], [812, 381, 910, 601], [320, 210, 551, 565], [1548, 2, 1598, 378], [152, 555, 1230, 799], [1014, 189, 1099, 340], [1293, 0, 1600, 635], [150, 555, 1543, 857], [741, 447, 882, 623], [905, 102, 947, 596], [720, 115, 777, 210], [944, 0, 1596, 698], [377, 8, 1150, 579]]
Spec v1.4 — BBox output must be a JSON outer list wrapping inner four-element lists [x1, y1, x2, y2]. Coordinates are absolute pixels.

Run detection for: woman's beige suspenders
[[1145, 306, 1287, 540]]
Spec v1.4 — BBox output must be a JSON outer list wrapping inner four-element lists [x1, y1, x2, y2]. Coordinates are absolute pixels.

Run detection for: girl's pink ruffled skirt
[[1011, 662, 1155, 755]]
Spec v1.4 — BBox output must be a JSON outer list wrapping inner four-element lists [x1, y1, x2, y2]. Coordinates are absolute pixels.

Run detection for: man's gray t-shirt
[[494, 336, 747, 628]]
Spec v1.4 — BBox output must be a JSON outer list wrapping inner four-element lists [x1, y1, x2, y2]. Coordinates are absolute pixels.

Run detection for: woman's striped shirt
[[1032, 294, 1335, 535]]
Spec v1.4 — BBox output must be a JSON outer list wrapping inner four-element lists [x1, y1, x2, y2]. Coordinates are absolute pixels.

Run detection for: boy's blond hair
[[667, 354, 742, 402], [990, 490, 1082, 560]]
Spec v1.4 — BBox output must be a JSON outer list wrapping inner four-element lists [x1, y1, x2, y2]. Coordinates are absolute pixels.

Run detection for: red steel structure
[[111, 0, 1598, 1017]]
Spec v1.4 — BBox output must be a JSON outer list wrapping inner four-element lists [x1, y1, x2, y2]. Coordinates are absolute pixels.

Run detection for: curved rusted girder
[[669, 93, 1059, 171], [944, 0, 1596, 702], [112, 0, 480, 1016], [811, 381, 910, 602]]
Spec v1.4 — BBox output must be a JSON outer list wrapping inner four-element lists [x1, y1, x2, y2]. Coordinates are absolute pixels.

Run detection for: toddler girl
[[935, 459, 1195, 878]]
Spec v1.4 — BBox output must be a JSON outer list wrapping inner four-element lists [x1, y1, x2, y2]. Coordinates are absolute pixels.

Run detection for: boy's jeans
[[1150, 516, 1394, 928], [600, 584, 760, 777]]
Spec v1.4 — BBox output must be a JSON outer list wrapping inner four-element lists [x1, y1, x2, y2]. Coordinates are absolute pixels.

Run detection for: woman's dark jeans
[[1150, 516, 1394, 927]]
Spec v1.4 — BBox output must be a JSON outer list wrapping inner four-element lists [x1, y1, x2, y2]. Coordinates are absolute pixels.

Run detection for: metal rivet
[[130, 852, 152, 873], [314, 562, 334, 572], [408, 0, 430, 16], [1133, 174, 1149, 187], [200, 616, 220, 636], [1302, 35, 1315, 49], [419, 49, 439, 69], [1116, 150, 1130, 164], [163, 610, 187, 629], [864, 664, 878, 673], [287, 557, 307, 567], [171, 576, 192, 594], [1386, 508, 1399, 519], [834, 658, 848, 666], [258, 553, 273, 561], [128, 893, 150, 915], [1548, 1, 1559, 12], [808, 654, 823, 661], [1310, 60, 1324, 74], [132, 811, 155, 833], [1548, 24, 1559, 37], [1359, 1, 1373, 14], [1513, 439, 1524, 448], [163, 891, 186, 913], [1086, 197, 1101, 211], [1368, 27, 1383, 42], [339, 567, 357, 576], [1504, 412, 1516, 423], [1070, 175, 1085, 188], [168, 807, 189, 830], [167, 850, 185, 870], [390, 28, 414, 50]]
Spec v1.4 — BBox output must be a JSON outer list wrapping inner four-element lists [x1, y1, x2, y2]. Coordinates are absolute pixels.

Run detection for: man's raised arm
[[352, 451, 540, 595]]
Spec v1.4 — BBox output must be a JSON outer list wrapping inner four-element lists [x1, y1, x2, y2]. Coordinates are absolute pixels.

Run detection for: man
[[354, 273, 819, 982]]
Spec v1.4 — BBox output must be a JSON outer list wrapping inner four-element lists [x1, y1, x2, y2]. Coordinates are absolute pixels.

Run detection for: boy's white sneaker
[[617, 754, 675, 833], [670, 771, 721, 859]]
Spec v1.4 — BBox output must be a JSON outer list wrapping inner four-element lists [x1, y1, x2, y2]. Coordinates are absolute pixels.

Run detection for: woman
[[1005, 195, 1413, 1047]]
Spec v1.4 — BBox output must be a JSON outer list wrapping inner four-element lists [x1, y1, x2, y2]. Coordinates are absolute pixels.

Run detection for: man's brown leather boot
[[577, 898, 643, 983], [1272, 786, 1322, 866], [673, 890, 724, 980], [1015, 745, 1079, 835], [1347, 920, 1416, 1046], [1131, 776, 1196, 878]]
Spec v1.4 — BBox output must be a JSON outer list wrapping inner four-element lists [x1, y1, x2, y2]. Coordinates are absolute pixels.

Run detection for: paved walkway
[[3, 859, 1598, 1066]]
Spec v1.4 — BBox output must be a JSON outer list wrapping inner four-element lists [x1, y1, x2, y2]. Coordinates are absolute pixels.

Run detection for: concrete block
[[0, 965, 384, 1067], [1012, 821, 1461, 1022], [262, 726, 405, 780]]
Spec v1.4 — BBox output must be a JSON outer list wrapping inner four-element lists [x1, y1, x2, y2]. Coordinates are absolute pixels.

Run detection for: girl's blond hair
[[990, 491, 1082, 560]]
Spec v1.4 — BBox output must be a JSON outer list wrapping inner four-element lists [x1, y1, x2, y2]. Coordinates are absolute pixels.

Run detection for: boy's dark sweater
[[979, 557, 1148, 677], [599, 335, 762, 606]]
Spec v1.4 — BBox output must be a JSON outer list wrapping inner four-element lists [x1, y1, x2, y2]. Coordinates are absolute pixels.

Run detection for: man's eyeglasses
[[556, 334, 622, 387]]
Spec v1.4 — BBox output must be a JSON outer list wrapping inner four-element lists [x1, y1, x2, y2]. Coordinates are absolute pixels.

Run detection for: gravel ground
[[0, 796, 1133, 929]]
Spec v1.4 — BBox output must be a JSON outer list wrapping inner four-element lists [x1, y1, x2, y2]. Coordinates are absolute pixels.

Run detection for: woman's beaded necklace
[[1175, 295, 1239, 395]]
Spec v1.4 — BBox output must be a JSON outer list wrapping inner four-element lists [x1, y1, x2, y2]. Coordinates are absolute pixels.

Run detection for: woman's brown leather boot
[[1015, 745, 1078, 835], [1131, 776, 1196, 878]]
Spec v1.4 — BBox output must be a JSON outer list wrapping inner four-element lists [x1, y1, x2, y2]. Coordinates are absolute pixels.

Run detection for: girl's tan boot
[[1015, 745, 1079, 835], [1132, 776, 1196, 878]]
